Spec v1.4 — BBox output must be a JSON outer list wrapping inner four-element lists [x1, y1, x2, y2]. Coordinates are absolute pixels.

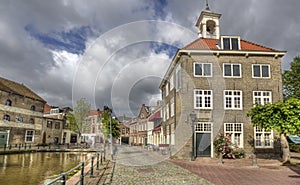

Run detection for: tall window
[[170, 74, 174, 90], [166, 103, 169, 120], [165, 83, 169, 96], [223, 64, 241, 77], [224, 90, 242, 110], [194, 63, 212, 77], [55, 122, 60, 129], [170, 98, 175, 117], [194, 90, 213, 109], [252, 64, 270, 78], [222, 37, 240, 50], [253, 91, 272, 105], [176, 65, 181, 91], [25, 130, 34, 142], [5, 99, 12, 106], [254, 126, 273, 148], [29, 118, 34, 124], [47, 121, 53, 128], [3, 115, 10, 121], [224, 123, 243, 148]]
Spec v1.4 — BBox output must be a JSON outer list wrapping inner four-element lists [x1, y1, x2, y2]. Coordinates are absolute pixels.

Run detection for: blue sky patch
[[25, 25, 94, 55]]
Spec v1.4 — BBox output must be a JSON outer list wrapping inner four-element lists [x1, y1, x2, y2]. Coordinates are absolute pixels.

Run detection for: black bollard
[[96, 153, 99, 170], [90, 156, 94, 177], [80, 162, 84, 185]]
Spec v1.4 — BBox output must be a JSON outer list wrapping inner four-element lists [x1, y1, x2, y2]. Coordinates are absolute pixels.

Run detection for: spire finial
[[205, 0, 210, 11]]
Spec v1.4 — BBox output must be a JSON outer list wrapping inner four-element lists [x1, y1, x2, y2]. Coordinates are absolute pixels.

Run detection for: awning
[[287, 135, 300, 144]]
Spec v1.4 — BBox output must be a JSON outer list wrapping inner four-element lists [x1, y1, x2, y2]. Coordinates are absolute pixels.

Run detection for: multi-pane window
[[25, 130, 34, 142], [254, 126, 273, 148], [224, 90, 242, 110], [222, 37, 240, 50], [253, 91, 272, 105], [194, 63, 212, 77], [224, 123, 243, 148], [195, 123, 212, 132], [252, 64, 270, 78], [223, 64, 241, 77], [194, 90, 213, 109], [176, 65, 181, 91]]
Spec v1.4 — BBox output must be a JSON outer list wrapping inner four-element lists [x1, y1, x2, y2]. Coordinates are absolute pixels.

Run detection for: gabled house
[[0, 76, 46, 145], [81, 109, 103, 144], [159, 4, 286, 159], [147, 105, 163, 147]]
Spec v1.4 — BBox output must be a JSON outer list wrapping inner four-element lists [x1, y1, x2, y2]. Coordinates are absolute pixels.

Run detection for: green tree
[[283, 56, 300, 100], [247, 98, 300, 164], [101, 107, 120, 140], [71, 98, 91, 137]]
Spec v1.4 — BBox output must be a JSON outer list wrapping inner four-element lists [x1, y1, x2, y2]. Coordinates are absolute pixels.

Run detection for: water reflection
[[0, 152, 88, 185]]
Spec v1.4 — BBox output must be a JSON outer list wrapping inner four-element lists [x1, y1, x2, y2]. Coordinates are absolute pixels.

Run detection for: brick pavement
[[171, 153, 300, 185]]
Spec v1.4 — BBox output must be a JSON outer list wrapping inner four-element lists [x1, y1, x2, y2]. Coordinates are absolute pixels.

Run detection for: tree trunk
[[280, 133, 290, 164]]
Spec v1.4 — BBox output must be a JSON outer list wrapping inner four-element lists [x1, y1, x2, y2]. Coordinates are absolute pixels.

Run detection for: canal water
[[0, 152, 88, 185]]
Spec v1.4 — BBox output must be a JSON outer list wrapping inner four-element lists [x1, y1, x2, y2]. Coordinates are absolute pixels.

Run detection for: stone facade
[[0, 77, 46, 145], [159, 7, 285, 159]]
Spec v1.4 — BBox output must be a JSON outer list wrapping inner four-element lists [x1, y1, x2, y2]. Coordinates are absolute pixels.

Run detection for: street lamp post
[[190, 112, 197, 161], [110, 113, 113, 160]]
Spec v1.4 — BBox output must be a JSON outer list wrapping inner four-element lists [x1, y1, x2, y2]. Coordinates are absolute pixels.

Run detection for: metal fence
[[0, 143, 90, 152], [45, 152, 107, 185]]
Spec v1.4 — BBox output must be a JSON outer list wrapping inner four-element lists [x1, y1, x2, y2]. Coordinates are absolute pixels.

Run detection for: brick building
[[0, 77, 46, 145], [159, 5, 286, 159]]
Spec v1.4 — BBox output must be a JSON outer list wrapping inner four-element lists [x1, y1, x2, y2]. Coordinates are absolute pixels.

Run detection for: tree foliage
[[101, 109, 120, 140], [247, 98, 300, 135], [283, 56, 300, 100], [72, 98, 91, 136]]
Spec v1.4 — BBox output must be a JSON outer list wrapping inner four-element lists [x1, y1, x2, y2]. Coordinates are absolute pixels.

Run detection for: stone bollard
[[252, 154, 259, 168], [218, 154, 223, 165]]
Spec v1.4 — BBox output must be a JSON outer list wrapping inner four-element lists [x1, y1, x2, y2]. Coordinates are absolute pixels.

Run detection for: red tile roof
[[44, 104, 52, 113], [0, 76, 46, 102], [88, 110, 102, 116], [182, 38, 277, 52]]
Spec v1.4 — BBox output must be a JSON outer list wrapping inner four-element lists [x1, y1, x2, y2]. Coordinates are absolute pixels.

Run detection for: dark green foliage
[[283, 56, 300, 100], [101, 110, 120, 139]]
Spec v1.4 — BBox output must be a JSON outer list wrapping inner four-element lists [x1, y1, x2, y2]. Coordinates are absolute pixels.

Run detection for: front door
[[0, 132, 8, 145], [196, 133, 211, 157]]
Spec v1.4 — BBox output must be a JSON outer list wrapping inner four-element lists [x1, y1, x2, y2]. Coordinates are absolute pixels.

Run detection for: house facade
[[159, 5, 286, 159], [81, 109, 103, 144], [0, 77, 46, 145]]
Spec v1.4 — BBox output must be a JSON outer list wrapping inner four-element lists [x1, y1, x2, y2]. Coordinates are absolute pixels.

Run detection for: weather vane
[[205, 0, 210, 11]]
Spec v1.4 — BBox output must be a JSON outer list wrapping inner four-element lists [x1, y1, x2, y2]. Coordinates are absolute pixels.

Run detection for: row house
[[159, 4, 285, 159], [0, 76, 46, 145], [81, 109, 103, 144], [43, 105, 76, 144], [118, 114, 131, 144], [147, 106, 164, 147]]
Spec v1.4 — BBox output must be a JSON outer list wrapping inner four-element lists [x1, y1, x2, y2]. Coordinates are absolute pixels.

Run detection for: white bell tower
[[195, 1, 221, 39]]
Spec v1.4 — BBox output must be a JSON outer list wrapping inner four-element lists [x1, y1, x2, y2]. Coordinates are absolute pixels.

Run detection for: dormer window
[[221, 36, 240, 50], [50, 108, 59, 114]]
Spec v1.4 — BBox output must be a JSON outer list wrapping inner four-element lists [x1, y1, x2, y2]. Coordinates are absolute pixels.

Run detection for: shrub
[[214, 133, 245, 159]]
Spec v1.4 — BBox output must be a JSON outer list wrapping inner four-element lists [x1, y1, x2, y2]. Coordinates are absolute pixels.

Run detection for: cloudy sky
[[1, 0, 299, 117]]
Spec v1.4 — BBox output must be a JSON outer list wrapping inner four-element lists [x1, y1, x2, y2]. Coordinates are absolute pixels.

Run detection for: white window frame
[[223, 63, 241, 78], [15, 116, 24, 123], [176, 65, 182, 91], [254, 126, 274, 148], [224, 90, 242, 110], [194, 63, 212, 77], [253, 91, 272, 105], [252, 64, 271, 78], [224, 123, 243, 148], [25, 130, 35, 142], [194, 90, 213, 109], [221, 36, 241, 50], [166, 103, 169, 120], [170, 74, 174, 90], [165, 83, 169, 96], [170, 98, 175, 117]]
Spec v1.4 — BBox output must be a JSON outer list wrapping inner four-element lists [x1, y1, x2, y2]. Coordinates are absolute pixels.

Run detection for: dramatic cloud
[[1, 0, 299, 116]]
